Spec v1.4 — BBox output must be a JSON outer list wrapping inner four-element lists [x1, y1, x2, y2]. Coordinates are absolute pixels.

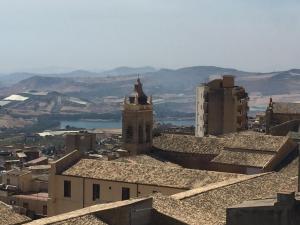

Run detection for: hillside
[[0, 66, 299, 116]]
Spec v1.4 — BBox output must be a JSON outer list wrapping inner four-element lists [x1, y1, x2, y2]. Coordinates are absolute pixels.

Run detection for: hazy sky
[[0, 0, 300, 73]]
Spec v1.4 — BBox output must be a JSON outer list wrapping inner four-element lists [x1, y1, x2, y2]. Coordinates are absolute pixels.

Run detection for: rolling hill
[[0, 66, 299, 116]]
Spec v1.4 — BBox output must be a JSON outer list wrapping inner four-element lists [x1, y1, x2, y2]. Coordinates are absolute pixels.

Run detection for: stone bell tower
[[122, 78, 153, 155]]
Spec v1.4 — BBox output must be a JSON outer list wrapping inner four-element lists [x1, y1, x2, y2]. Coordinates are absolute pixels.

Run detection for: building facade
[[47, 150, 240, 216], [195, 75, 249, 137], [227, 192, 300, 225], [122, 78, 153, 155], [265, 99, 300, 134]]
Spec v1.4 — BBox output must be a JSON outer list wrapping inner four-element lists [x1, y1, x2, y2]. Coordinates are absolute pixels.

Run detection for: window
[[6, 178, 10, 185], [92, 184, 100, 201], [42, 205, 47, 215], [64, 180, 71, 197], [122, 187, 130, 200]]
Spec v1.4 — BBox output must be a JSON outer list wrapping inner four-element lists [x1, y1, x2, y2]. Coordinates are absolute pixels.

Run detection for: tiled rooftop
[[153, 193, 219, 225], [153, 132, 287, 155], [279, 156, 298, 177], [175, 172, 297, 225], [223, 132, 288, 152], [212, 149, 274, 167], [153, 134, 225, 155], [0, 201, 31, 225], [51, 215, 107, 225], [24, 198, 147, 225], [114, 154, 181, 167], [62, 159, 244, 189]]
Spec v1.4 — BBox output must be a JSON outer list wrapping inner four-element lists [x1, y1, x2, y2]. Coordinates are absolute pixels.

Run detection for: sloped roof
[[153, 132, 287, 155], [153, 193, 219, 225], [62, 159, 243, 189], [153, 134, 225, 155], [212, 149, 275, 167], [24, 198, 147, 225], [51, 215, 107, 225], [0, 201, 31, 225], [114, 154, 181, 168], [173, 172, 297, 225], [223, 132, 288, 152]]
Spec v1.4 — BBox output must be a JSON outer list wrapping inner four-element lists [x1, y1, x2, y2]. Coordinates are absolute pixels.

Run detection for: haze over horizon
[[1, 0, 300, 73]]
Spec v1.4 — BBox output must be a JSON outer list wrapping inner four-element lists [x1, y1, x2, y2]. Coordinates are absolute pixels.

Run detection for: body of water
[[59, 118, 195, 129]]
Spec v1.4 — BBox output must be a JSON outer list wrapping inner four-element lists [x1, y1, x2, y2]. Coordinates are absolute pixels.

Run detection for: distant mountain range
[[0, 66, 299, 116], [0, 66, 158, 86]]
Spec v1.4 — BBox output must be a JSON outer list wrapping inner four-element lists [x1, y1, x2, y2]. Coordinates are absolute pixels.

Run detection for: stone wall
[[152, 148, 216, 170]]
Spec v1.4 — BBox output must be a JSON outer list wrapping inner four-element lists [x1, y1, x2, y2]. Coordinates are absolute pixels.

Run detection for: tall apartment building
[[195, 75, 249, 137], [122, 78, 153, 155]]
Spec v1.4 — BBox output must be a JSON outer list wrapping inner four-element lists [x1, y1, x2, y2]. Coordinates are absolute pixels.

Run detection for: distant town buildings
[[195, 75, 249, 137], [2, 74, 300, 225], [122, 78, 153, 155], [65, 131, 96, 153], [0, 168, 49, 218]]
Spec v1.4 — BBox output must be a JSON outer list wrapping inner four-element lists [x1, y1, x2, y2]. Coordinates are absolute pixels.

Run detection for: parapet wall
[[53, 150, 82, 175]]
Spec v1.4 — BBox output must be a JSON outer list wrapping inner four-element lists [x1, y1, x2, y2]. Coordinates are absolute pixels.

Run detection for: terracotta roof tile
[[62, 159, 243, 189]]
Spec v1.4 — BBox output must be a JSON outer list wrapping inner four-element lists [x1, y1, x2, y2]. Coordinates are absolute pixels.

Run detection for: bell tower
[[122, 78, 153, 155]]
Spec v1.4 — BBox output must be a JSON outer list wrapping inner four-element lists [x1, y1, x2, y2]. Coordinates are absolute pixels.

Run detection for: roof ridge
[[171, 173, 272, 200], [79, 158, 234, 174], [25, 198, 150, 225]]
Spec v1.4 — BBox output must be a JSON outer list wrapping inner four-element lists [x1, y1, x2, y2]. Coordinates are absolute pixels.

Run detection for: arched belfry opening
[[122, 77, 153, 155]]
